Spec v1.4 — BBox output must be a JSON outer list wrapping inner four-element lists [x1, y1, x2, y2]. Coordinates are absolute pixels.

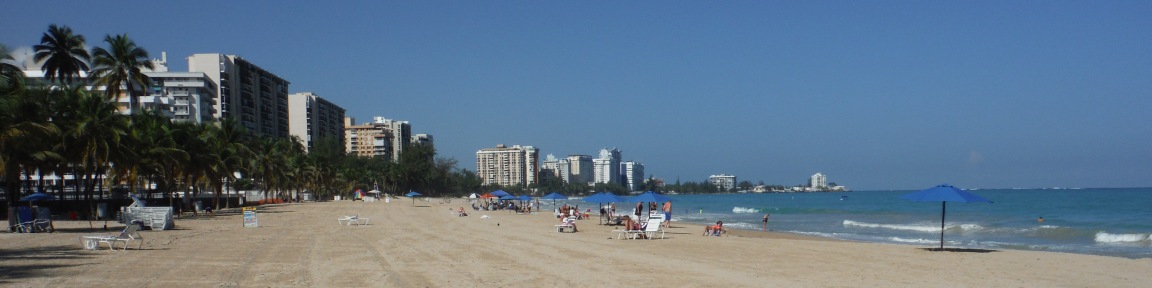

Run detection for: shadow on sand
[[919, 247, 998, 253]]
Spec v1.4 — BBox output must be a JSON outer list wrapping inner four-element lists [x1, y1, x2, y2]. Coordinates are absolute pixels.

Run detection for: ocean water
[[581, 188, 1152, 259]]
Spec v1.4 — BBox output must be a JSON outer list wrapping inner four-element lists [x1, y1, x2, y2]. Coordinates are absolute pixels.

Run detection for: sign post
[[243, 206, 258, 228]]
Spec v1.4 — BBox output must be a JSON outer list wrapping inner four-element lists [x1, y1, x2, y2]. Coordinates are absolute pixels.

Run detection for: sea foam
[[1094, 232, 1150, 243], [731, 207, 760, 214], [843, 220, 983, 233]]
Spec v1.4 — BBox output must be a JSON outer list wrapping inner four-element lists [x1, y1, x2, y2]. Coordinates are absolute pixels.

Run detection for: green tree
[[90, 34, 154, 113], [33, 24, 90, 84]]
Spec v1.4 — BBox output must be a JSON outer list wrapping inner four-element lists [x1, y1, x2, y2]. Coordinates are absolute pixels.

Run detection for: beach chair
[[338, 215, 369, 226], [555, 216, 576, 233], [643, 219, 665, 239], [81, 221, 144, 251], [613, 220, 647, 239]]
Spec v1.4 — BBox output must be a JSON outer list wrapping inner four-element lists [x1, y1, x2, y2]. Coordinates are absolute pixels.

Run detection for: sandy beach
[[2, 199, 1149, 287]]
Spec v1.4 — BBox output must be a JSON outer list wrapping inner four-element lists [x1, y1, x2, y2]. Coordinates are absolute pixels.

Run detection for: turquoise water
[[582, 188, 1152, 258]]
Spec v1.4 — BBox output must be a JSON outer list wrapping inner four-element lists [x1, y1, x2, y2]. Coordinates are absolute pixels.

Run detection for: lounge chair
[[338, 215, 368, 226], [612, 219, 647, 239], [555, 216, 577, 233], [643, 218, 665, 239], [81, 221, 144, 251]]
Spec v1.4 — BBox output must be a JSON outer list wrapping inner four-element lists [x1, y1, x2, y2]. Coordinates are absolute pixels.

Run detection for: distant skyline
[[3, 1, 1150, 190]]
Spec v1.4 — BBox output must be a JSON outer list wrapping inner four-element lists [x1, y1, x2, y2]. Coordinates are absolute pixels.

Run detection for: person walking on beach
[[762, 213, 770, 231], [662, 201, 672, 228]]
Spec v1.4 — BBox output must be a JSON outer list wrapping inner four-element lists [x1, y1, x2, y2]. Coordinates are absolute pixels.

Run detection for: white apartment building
[[188, 53, 291, 138], [621, 161, 645, 191], [593, 148, 622, 185], [476, 144, 540, 186], [810, 172, 827, 188], [710, 174, 737, 191], [288, 92, 346, 152], [144, 71, 217, 124]]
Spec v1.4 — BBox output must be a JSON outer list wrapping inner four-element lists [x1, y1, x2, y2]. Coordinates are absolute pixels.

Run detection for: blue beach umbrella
[[583, 192, 627, 225], [900, 184, 992, 250], [19, 192, 55, 202], [582, 192, 625, 203], [405, 191, 423, 206], [540, 192, 566, 206], [490, 190, 510, 197], [518, 195, 533, 201], [628, 191, 672, 204]]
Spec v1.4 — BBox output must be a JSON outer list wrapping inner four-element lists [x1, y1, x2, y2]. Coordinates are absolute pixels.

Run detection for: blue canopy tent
[[490, 190, 510, 197], [405, 191, 423, 206], [900, 184, 992, 251]]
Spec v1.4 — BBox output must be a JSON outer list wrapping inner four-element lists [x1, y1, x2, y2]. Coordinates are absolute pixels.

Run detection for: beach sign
[[243, 206, 258, 228]]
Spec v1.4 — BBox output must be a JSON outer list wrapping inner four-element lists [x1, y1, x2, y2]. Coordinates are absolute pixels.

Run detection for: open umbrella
[[900, 184, 992, 250], [628, 191, 671, 204], [490, 190, 510, 197], [19, 192, 55, 202], [405, 191, 423, 206], [583, 192, 627, 225], [540, 192, 566, 206]]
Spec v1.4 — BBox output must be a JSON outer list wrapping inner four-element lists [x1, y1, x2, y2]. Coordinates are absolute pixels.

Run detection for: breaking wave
[[843, 220, 983, 233], [1094, 232, 1150, 243], [732, 207, 760, 214]]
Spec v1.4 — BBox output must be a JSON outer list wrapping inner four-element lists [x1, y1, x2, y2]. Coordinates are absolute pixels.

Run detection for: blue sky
[[4, 1, 1151, 190]]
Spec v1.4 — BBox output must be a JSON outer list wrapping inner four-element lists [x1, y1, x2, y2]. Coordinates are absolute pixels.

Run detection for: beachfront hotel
[[710, 174, 737, 191], [476, 144, 540, 186], [288, 92, 346, 152], [188, 53, 291, 139], [593, 148, 622, 185], [344, 117, 412, 161]]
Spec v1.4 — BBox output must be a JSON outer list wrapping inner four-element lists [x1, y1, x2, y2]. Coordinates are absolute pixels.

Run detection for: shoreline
[[2, 200, 1149, 287]]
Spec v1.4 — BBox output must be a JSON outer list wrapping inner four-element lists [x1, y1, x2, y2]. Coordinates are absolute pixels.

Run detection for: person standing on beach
[[762, 214, 770, 231], [662, 201, 672, 228]]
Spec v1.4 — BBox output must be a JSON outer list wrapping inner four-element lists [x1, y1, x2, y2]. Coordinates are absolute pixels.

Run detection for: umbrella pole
[[939, 202, 946, 250]]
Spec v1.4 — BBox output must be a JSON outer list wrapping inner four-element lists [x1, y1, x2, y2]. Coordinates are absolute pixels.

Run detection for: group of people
[[555, 204, 589, 220]]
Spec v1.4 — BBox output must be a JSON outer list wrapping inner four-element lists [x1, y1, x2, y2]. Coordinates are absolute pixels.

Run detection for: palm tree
[[90, 34, 154, 113], [64, 90, 130, 221], [2, 86, 61, 231], [205, 118, 251, 209], [33, 24, 90, 84], [1, 44, 25, 96]]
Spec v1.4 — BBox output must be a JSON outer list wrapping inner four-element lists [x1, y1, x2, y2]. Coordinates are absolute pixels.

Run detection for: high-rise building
[[593, 148, 622, 185], [411, 134, 434, 147], [810, 172, 827, 188], [343, 117, 412, 161], [541, 154, 572, 184], [621, 161, 645, 191], [188, 53, 291, 138], [373, 117, 411, 162], [476, 144, 539, 186], [710, 174, 737, 191], [288, 92, 346, 152], [143, 71, 217, 124], [567, 155, 593, 184]]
